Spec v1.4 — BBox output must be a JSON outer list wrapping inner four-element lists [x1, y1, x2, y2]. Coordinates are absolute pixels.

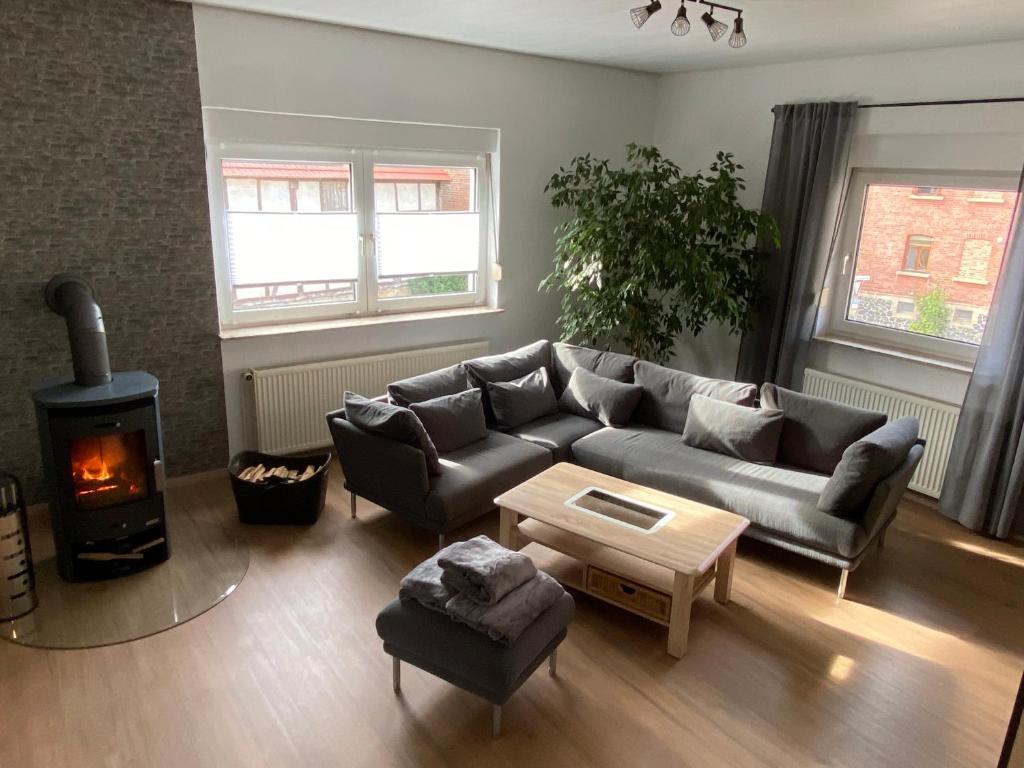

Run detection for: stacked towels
[[399, 535, 565, 645]]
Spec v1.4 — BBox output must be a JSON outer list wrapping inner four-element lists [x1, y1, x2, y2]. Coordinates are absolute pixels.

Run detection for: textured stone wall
[[0, 0, 228, 502]]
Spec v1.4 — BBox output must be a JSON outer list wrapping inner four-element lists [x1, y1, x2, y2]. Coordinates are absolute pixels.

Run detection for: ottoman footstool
[[375, 592, 575, 737]]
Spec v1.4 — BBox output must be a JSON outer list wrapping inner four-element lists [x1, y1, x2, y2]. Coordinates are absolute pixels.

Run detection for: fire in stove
[[69, 431, 149, 510]]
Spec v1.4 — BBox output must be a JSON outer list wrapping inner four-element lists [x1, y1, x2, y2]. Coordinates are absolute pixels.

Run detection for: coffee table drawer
[[586, 566, 672, 623]]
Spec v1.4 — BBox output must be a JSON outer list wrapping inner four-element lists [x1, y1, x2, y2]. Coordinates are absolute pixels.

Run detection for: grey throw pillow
[[551, 342, 637, 393], [343, 392, 441, 475], [818, 417, 920, 517], [633, 360, 757, 433], [485, 367, 559, 429], [560, 367, 643, 428], [682, 395, 784, 463], [410, 389, 489, 454], [387, 363, 470, 407], [761, 383, 887, 475], [463, 340, 552, 423]]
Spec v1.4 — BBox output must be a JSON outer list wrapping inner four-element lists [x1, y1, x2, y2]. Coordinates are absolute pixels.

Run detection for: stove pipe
[[44, 274, 112, 387]]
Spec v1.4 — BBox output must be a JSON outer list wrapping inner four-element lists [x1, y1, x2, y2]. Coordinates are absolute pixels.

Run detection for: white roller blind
[[375, 213, 480, 277], [227, 212, 359, 284]]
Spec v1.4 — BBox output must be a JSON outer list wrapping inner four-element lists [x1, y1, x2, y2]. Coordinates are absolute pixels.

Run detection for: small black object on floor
[[229, 450, 330, 525]]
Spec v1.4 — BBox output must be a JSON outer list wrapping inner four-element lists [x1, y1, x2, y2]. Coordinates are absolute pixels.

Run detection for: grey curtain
[[939, 167, 1024, 538], [736, 101, 857, 389]]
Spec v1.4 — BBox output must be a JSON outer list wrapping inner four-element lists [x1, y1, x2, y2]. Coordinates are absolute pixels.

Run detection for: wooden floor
[[3, 463, 1022, 767]]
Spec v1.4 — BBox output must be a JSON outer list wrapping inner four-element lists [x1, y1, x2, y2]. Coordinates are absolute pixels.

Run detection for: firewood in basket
[[298, 465, 315, 482]]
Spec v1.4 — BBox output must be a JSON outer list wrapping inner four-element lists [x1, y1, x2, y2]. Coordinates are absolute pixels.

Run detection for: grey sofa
[[327, 339, 924, 597]]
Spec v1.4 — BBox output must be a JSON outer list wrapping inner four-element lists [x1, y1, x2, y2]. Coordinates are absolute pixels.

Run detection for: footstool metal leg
[[837, 568, 849, 601], [350, 492, 357, 519], [492, 705, 502, 738], [392, 656, 401, 693], [437, 533, 445, 551], [549, 648, 558, 677]]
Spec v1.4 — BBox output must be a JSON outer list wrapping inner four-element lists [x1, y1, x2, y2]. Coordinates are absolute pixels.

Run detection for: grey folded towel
[[445, 570, 565, 645], [438, 534, 537, 605], [398, 543, 460, 613]]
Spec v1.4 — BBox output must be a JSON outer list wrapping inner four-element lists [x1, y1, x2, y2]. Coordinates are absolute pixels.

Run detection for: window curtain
[[736, 101, 858, 389], [939, 165, 1024, 538]]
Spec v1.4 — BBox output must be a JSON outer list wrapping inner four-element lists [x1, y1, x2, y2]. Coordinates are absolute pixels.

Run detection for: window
[[903, 235, 932, 272], [207, 146, 489, 326], [822, 170, 1018, 362]]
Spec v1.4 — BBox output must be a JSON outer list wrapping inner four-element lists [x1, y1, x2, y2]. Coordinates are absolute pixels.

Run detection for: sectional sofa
[[327, 339, 924, 598]]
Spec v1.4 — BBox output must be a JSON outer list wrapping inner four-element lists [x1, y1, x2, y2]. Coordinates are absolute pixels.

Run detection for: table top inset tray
[[565, 486, 674, 533]]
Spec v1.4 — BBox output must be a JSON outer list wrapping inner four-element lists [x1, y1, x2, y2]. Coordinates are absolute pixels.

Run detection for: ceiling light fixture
[[630, 0, 662, 29], [729, 13, 747, 48], [630, 0, 748, 49], [671, 4, 690, 36]]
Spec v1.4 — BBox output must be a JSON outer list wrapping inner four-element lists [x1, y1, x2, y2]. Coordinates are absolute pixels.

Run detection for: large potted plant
[[541, 144, 778, 363]]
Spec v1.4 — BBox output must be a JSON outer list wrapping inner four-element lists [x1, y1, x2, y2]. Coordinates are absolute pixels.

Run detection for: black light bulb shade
[[630, 0, 662, 28], [729, 15, 747, 47], [701, 10, 729, 41], [671, 4, 690, 36]]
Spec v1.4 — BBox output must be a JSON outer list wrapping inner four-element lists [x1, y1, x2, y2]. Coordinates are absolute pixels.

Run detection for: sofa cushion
[[551, 342, 637, 392], [633, 360, 757, 434], [507, 412, 603, 462], [818, 417, 920, 517], [387, 363, 470, 407], [410, 389, 488, 454], [343, 391, 441, 475], [572, 426, 868, 559], [760, 383, 887, 475], [424, 432, 552, 527], [559, 368, 643, 428], [464, 340, 552, 423], [376, 592, 574, 705], [485, 367, 559, 430], [682, 395, 784, 463]]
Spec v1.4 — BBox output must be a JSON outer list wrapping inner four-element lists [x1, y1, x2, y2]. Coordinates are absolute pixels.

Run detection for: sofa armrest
[[326, 414, 430, 514], [861, 439, 926, 542]]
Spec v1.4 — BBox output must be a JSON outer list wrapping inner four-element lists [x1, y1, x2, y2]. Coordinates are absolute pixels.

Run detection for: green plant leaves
[[541, 145, 779, 363]]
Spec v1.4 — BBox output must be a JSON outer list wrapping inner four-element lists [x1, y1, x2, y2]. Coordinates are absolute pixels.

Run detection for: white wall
[[192, 6, 657, 453], [652, 40, 1024, 404]]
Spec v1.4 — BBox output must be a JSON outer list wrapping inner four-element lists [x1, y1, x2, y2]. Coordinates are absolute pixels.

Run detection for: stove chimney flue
[[44, 274, 112, 387]]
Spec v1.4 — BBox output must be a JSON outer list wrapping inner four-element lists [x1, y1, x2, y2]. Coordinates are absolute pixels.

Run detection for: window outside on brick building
[[845, 183, 1018, 346]]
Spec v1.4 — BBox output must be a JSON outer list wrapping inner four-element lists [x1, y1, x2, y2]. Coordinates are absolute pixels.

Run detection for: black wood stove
[[32, 275, 169, 582]]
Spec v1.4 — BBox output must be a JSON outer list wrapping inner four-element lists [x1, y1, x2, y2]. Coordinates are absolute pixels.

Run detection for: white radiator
[[802, 369, 960, 498], [247, 341, 489, 454]]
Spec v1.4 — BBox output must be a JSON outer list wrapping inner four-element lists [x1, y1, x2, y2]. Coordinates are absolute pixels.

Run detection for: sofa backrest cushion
[[818, 417, 920, 517], [559, 367, 644, 427], [632, 360, 757, 433], [761, 383, 888, 475], [551, 342, 637, 393], [410, 388, 489, 454], [485, 367, 559, 429], [387, 363, 470, 407], [464, 340, 552, 423], [682, 395, 784, 464], [344, 391, 441, 475]]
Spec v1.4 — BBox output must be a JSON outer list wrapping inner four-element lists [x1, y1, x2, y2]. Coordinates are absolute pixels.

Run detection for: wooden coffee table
[[495, 462, 748, 658]]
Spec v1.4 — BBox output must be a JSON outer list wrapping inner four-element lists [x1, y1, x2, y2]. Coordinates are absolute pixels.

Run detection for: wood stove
[[32, 275, 169, 582]]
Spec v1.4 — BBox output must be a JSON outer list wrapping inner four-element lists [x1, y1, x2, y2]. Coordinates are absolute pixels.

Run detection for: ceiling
[[186, 0, 1024, 74]]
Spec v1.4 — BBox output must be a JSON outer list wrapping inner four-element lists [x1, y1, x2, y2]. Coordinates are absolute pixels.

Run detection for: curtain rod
[[858, 97, 1024, 109]]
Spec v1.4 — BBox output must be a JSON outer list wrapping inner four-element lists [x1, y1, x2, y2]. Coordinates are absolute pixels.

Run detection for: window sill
[[953, 276, 989, 285], [896, 270, 930, 278], [909, 194, 944, 201], [813, 333, 975, 373], [219, 305, 504, 340]]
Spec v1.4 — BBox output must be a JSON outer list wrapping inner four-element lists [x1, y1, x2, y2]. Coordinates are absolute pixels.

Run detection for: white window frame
[[821, 168, 1018, 365], [206, 142, 489, 329]]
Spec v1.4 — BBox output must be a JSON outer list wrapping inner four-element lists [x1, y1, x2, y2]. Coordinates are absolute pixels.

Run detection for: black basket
[[228, 451, 330, 525]]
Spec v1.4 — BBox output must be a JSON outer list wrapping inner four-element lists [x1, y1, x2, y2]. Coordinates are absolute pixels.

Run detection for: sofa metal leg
[[350, 492, 357, 520], [837, 569, 849, 601], [492, 705, 502, 738], [549, 648, 558, 677], [392, 656, 401, 694], [438, 533, 445, 551]]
